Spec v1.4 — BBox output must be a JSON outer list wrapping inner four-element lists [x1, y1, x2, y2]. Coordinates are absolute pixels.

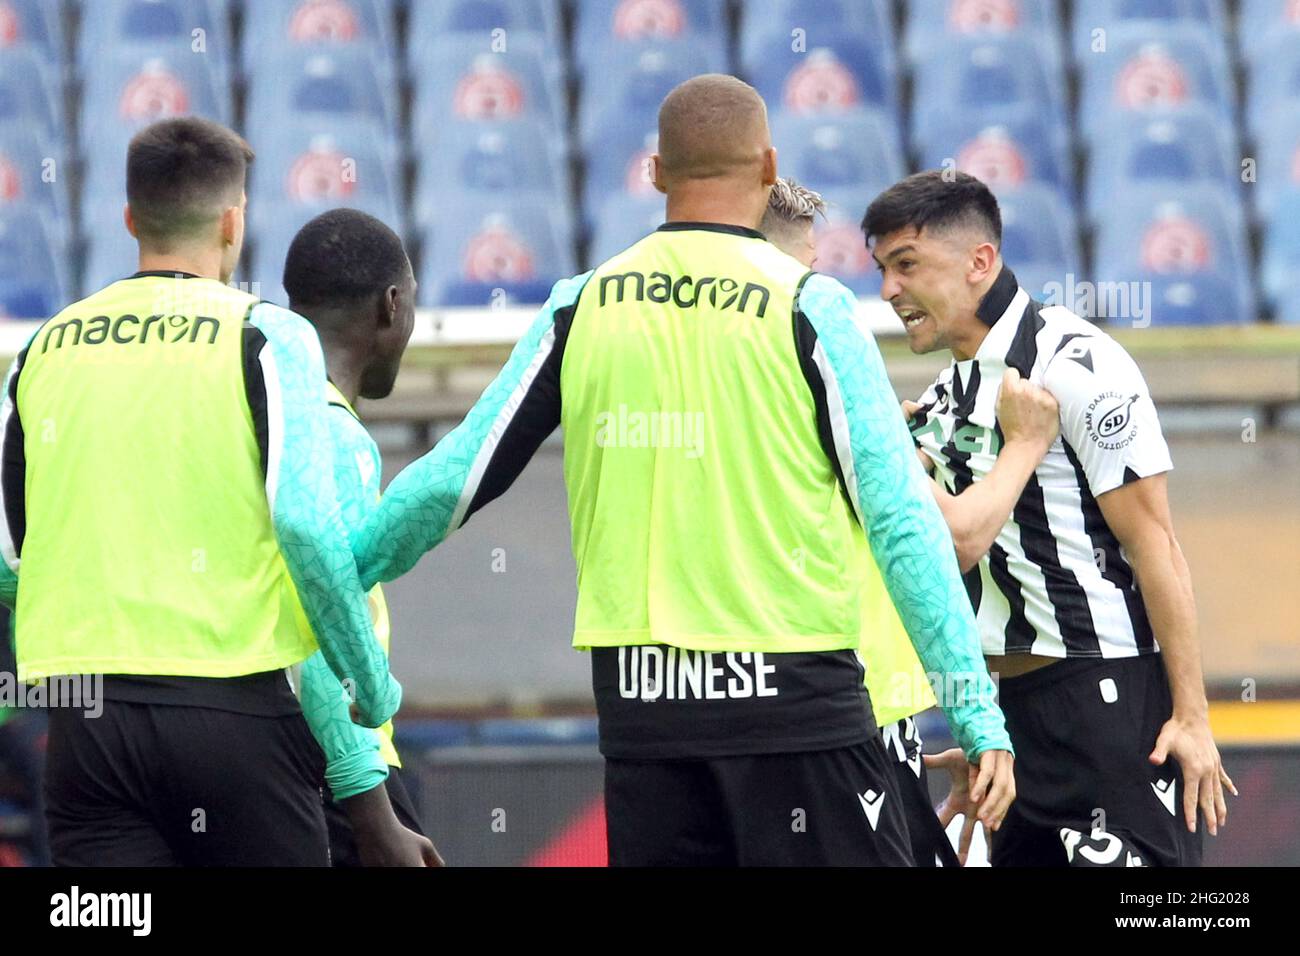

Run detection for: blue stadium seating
[[587, 191, 664, 265], [411, 0, 561, 44], [420, 116, 566, 204], [80, 44, 230, 156], [243, 46, 399, 143], [997, 183, 1082, 275], [420, 199, 577, 306], [1093, 185, 1252, 319], [244, 0, 395, 70], [580, 120, 659, 233], [808, 187, 881, 298], [1274, 277, 1300, 324], [770, 109, 904, 197], [1138, 272, 1249, 325], [78, 0, 233, 86], [576, 0, 726, 57], [1239, 0, 1300, 58], [1261, 186, 1300, 307], [0, 0, 64, 61], [0, 46, 61, 143], [910, 34, 1067, 155], [1085, 105, 1239, 226], [739, 0, 893, 63], [1076, 24, 1232, 141], [410, 34, 565, 129], [247, 121, 403, 228], [1071, 0, 1225, 61], [914, 115, 1070, 197], [579, 37, 726, 149], [1247, 32, 1300, 139], [0, 123, 70, 225], [1254, 109, 1300, 225], [0, 204, 68, 318], [905, 0, 1065, 70], [744, 34, 898, 119]]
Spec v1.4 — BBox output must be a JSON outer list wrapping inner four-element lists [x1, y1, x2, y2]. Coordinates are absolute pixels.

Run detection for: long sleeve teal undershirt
[[248, 303, 400, 729], [296, 400, 392, 800], [797, 273, 1012, 761]]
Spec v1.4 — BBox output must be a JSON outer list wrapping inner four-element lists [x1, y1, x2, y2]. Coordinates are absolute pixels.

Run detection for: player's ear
[[970, 240, 999, 284], [650, 154, 668, 195], [379, 284, 398, 329], [761, 146, 778, 187], [123, 204, 137, 239], [219, 203, 241, 247]]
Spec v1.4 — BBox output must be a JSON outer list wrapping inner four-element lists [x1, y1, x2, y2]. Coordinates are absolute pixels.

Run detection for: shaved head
[[656, 74, 771, 183]]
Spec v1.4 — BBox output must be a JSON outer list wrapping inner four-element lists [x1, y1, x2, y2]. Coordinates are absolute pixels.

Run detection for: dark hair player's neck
[[136, 243, 227, 282]]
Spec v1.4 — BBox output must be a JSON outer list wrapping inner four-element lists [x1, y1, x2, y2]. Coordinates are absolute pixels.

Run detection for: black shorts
[[44, 694, 329, 866], [882, 716, 961, 868], [605, 737, 914, 866], [323, 766, 426, 868], [991, 653, 1202, 868]]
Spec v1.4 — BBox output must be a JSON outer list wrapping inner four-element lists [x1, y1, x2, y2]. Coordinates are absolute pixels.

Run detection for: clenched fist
[[995, 368, 1059, 452]]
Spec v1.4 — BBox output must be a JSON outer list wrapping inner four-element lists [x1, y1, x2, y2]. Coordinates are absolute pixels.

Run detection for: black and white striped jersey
[[909, 267, 1172, 659]]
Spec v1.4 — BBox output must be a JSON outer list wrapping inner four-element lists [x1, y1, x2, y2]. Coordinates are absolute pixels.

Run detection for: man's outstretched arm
[[352, 272, 592, 589]]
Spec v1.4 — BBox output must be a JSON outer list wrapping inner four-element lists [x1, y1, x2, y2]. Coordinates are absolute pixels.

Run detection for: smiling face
[[871, 223, 1001, 358]]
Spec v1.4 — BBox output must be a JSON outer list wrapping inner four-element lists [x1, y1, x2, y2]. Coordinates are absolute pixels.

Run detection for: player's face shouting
[[871, 225, 974, 355]]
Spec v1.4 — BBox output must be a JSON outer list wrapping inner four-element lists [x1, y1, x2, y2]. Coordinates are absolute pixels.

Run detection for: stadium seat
[[912, 34, 1067, 152], [1239, 0, 1300, 59], [579, 37, 727, 150], [904, 0, 1065, 71], [79, 0, 233, 84], [575, 0, 726, 56], [739, 0, 893, 63], [411, 0, 561, 41], [0, 0, 64, 61], [418, 116, 565, 210], [247, 122, 403, 231], [0, 123, 69, 223], [743, 35, 898, 119], [807, 187, 881, 298], [1273, 276, 1300, 324], [243, 46, 399, 143], [1092, 185, 1252, 318], [420, 199, 577, 306], [1261, 186, 1300, 308], [914, 115, 1070, 197], [1137, 272, 1249, 325], [0, 203, 68, 318], [769, 108, 904, 197], [1071, 0, 1225, 59], [1084, 105, 1239, 226], [587, 191, 664, 266], [80, 44, 231, 159], [243, 0, 395, 70], [1254, 109, 1300, 226], [411, 34, 565, 130], [997, 183, 1082, 275], [0, 46, 61, 143], [579, 120, 659, 233], [1076, 24, 1232, 142], [1247, 32, 1300, 140]]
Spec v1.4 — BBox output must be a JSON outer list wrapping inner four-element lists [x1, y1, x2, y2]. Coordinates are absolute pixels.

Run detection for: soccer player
[[351, 76, 1015, 866], [863, 170, 1235, 866], [0, 118, 400, 865], [281, 208, 441, 867], [760, 175, 955, 866]]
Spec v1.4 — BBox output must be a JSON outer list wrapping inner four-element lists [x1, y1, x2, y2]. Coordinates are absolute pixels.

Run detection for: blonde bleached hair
[[761, 177, 827, 233]]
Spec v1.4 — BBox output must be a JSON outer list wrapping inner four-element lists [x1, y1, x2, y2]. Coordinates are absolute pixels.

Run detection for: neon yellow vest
[[561, 227, 886, 656], [15, 275, 317, 680]]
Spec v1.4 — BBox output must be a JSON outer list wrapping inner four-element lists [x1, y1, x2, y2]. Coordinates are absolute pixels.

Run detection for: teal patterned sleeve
[[297, 406, 389, 800], [797, 274, 1012, 760], [247, 303, 400, 729], [353, 272, 592, 590], [0, 324, 42, 609]]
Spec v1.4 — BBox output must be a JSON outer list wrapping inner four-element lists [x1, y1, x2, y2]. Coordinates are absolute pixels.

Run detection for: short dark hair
[[861, 170, 1002, 246], [126, 117, 253, 246], [283, 208, 410, 310]]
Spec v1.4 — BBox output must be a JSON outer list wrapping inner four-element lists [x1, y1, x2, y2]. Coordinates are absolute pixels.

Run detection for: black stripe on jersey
[[983, 419, 1036, 652], [1, 339, 33, 558], [794, 271, 858, 519], [1004, 298, 1046, 376], [1012, 476, 1103, 655], [1061, 439, 1156, 651], [932, 366, 987, 609], [242, 324, 270, 482], [463, 277, 591, 522]]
